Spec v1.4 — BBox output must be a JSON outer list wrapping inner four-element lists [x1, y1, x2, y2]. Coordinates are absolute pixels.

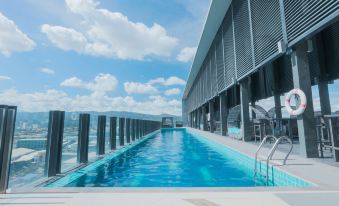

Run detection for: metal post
[[45, 111, 65, 177], [220, 93, 228, 136], [240, 78, 251, 141], [97, 115, 106, 155], [131, 119, 135, 141], [136, 119, 140, 139], [140, 120, 144, 138], [135, 120, 138, 139], [209, 101, 215, 133], [0, 105, 17, 193], [119, 118, 125, 146], [291, 42, 318, 158], [126, 118, 131, 144], [274, 94, 282, 119], [328, 117, 339, 161], [78, 114, 90, 163], [109, 117, 117, 150]]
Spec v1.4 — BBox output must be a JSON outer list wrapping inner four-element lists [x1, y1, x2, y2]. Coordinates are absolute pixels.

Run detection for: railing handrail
[[254, 135, 277, 177], [265, 136, 293, 184]]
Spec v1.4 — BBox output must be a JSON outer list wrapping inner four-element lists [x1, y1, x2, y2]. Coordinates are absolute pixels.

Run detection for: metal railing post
[[126, 118, 131, 144], [131, 119, 135, 141], [45, 111, 65, 177], [136, 120, 140, 139], [0, 105, 17, 193], [109, 117, 117, 150], [119, 118, 125, 146], [97, 115, 106, 155], [78, 113, 90, 163]]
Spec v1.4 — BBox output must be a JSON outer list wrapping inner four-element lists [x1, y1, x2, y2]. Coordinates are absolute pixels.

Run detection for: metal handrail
[[265, 136, 293, 184], [254, 135, 277, 177]]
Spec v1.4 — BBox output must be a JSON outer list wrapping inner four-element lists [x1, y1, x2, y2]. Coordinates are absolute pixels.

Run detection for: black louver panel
[[222, 9, 236, 88], [210, 47, 218, 96], [250, 0, 284, 67], [216, 29, 226, 92], [323, 22, 339, 80], [233, 0, 254, 80], [284, 0, 339, 45]]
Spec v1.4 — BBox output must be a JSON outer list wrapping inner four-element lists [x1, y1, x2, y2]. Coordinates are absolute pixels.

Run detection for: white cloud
[[0, 89, 181, 115], [164, 76, 186, 86], [61, 73, 118, 95], [0, 12, 36, 57], [124, 82, 158, 95], [164, 88, 181, 96], [41, 25, 88, 53], [40, 67, 55, 75], [0, 75, 11, 80], [148, 76, 186, 86], [41, 0, 178, 60], [176, 46, 197, 62]]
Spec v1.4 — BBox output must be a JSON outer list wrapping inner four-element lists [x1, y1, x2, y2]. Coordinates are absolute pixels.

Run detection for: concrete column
[[318, 81, 331, 116], [194, 110, 198, 128], [189, 112, 192, 127], [220, 93, 228, 136], [274, 94, 282, 119], [202, 105, 207, 131], [209, 100, 215, 133], [291, 42, 318, 158], [251, 101, 256, 119], [197, 108, 201, 130], [240, 78, 251, 141]]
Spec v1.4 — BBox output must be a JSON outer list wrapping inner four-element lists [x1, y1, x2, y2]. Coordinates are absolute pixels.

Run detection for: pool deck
[[2, 128, 339, 205]]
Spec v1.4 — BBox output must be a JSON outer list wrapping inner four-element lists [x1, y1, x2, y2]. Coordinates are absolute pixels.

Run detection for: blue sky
[[0, 0, 211, 115]]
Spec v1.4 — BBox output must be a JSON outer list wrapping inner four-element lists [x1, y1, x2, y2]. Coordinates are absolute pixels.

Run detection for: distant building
[[16, 139, 47, 150]]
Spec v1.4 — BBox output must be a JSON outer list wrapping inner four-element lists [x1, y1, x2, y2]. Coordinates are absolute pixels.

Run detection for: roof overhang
[[182, 0, 232, 100]]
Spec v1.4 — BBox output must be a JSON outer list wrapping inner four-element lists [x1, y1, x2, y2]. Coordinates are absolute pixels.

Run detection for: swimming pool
[[48, 129, 312, 187]]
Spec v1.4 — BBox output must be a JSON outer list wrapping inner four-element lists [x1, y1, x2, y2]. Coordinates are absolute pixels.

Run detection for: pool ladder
[[254, 135, 293, 185]]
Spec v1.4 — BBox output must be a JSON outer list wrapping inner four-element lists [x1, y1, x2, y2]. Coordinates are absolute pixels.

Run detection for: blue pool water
[[49, 129, 312, 187]]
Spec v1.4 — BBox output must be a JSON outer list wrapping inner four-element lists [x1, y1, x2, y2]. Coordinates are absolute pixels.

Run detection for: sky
[[0, 0, 211, 116]]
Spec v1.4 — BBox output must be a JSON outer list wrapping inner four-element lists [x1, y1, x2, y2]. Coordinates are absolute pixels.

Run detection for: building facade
[[182, 0, 339, 158]]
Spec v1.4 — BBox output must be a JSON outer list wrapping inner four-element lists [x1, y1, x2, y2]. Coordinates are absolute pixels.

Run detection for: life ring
[[285, 88, 307, 116]]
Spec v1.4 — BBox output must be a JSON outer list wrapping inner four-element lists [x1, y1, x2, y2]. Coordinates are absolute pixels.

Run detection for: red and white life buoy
[[285, 88, 307, 116]]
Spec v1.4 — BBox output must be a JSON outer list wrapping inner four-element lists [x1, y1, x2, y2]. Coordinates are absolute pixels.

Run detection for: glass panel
[[9, 112, 49, 188], [61, 112, 79, 172], [88, 114, 98, 161], [105, 118, 110, 153]]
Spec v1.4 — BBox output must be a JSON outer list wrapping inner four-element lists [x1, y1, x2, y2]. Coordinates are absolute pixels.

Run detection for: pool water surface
[[50, 129, 311, 187]]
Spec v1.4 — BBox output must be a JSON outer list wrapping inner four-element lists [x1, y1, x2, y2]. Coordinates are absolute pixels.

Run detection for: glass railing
[[61, 112, 79, 172], [8, 112, 49, 188], [88, 114, 98, 161], [105, 119, 110, 153], [3, 109, 160, 189]]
